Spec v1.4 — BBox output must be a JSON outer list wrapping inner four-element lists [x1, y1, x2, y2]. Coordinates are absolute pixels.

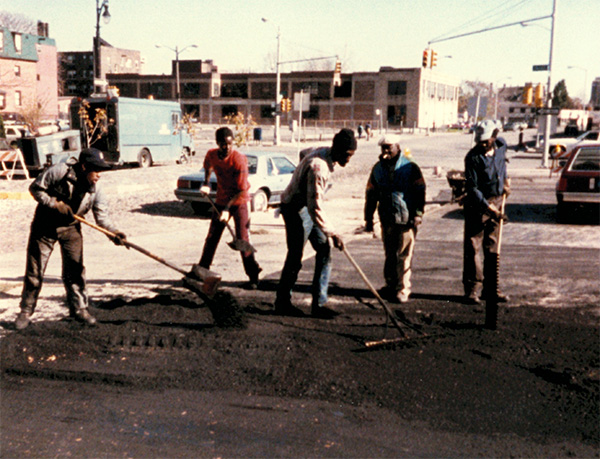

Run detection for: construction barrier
[[0, 148, 30, 180]]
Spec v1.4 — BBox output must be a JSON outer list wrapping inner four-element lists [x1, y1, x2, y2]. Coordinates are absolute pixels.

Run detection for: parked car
[[503, 120, 527, 132], [555, 143, 600, 222], [548, 130, 600, 157], [175, 150, 297, 214], [4, 124, 31, 148]]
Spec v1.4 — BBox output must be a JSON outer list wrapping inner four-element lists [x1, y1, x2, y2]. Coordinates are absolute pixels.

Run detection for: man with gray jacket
[[15, 148, 126, 330]]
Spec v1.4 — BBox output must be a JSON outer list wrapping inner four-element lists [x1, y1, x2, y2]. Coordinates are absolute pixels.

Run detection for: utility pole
[[542, 0, 557, 168]]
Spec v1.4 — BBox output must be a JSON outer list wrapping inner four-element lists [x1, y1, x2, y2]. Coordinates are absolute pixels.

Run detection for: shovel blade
[[184, 264, 222, 298], [227, 239, 256, 253]]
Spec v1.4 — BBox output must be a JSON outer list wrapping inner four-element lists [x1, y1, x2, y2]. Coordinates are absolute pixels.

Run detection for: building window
[[509, 107, 515, 113], [12, 33, 22, 53], [260, 105, 275, 119], [213, 83, 220, 97], [388, 80, 407, 96], [220, 82, 248, 98], [15, 90, 22, 107], [291, 82, 331, 100], [221, 105, 238, 118], [0, 92, 6, 110], [302, 105, 319, 119], [14, 65, 21, 77], [333, 80, 352, 98], [387, 105, 407, 125], [251, 82, 276, 100]]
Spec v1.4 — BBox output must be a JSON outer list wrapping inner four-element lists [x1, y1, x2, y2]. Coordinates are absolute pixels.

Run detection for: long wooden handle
[[73, 215, 186, 275], [343, 247, 421, 336], [497, 194, 507, 254]]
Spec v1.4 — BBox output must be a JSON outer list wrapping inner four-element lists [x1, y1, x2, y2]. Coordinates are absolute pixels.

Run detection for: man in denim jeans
[[275, 129, 356, 319]]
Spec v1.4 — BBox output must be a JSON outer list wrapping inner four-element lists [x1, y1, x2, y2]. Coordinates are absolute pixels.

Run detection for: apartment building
[[107, 59, 459, 129], [0, 22, 58, 121]]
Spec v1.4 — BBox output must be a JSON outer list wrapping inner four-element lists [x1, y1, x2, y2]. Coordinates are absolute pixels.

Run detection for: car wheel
[[556, 202, 571, 223], [191, 202, 210, 215], [252, 189, 269, 212], [138, 149, 152, 168]]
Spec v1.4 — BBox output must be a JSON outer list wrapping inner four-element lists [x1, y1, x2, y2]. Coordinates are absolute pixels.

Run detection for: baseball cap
[[475, 120, 497, 142], [79, 148, 111, 170], [378, 134, 401, 146]]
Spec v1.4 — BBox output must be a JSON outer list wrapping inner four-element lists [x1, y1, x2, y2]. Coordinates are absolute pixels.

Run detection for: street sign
[[532, 64, 549, 71], [537, 107, 560, 115]]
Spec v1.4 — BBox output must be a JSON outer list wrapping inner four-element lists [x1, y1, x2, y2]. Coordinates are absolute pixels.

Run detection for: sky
[[4, 0, 600, 102]]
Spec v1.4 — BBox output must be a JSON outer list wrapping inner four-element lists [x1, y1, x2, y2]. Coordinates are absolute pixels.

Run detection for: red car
[[555, 143, 600, 222]]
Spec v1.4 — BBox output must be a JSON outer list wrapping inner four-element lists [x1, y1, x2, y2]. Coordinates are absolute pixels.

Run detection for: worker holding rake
[[463, 120, 510, 309]]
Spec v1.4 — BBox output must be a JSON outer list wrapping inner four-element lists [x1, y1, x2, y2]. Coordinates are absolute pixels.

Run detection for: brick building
[[0, 22, 58, 121], [59, 40, 141, 97], [108, 59, 459, 129]]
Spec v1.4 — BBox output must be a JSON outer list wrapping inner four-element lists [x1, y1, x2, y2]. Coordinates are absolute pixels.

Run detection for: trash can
[[253, 127, 262, 142]]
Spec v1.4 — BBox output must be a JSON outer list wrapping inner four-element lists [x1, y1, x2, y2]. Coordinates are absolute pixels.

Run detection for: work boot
[[15, 311, 32, 330], [464, 291, 481, 305], [481, 290, 510, 303], [311, 305, 339, 320], [274, 299, 305, 317], [72, 309, 97, 326], [244, 267, 263, 290]]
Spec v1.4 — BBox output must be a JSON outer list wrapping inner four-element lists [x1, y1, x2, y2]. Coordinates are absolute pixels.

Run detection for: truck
[[69, 95, 194, 167], [17, 129, 82, 173]]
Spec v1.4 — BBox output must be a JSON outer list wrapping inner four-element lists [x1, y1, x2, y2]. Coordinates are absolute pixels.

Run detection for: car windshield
[[570, 146, 600, 171]]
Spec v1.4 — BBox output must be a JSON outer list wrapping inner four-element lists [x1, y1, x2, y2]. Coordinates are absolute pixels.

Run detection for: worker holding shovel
[[15, 148, 127, 330], [463, 120, 510, 316], [197, 127, 262, 289]]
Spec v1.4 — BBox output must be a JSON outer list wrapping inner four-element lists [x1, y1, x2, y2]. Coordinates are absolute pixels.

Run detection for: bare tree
[[0, 11, 36, 34]]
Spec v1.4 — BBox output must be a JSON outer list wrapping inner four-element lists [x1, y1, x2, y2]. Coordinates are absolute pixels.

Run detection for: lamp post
[[262, 18, 281, 146], [156, 44, 198, 105], [567, 65, 589, 106], [94, 0, 111, 90]]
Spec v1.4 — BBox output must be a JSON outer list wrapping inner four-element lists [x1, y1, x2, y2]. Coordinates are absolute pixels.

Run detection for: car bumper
[[174, 189, 214, 203], [557, 191, 600, 204]]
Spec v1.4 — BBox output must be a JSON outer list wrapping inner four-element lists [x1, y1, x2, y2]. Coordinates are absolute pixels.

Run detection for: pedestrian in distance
[[15, 148, 127, 330], [275, 128, 357, 319], [463, 119, 511, 305], [357, 123, 364, 139], [364, 135, 426, 304], [197, 127, 262, 289], [365, 122, 372, 141]]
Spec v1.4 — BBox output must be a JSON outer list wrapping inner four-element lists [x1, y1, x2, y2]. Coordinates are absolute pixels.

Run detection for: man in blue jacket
[[463, 120, 510, 305], [364, 135, 426, 303]]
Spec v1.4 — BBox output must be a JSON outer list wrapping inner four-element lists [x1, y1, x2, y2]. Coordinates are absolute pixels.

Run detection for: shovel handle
[[73, 215, 187, 275]]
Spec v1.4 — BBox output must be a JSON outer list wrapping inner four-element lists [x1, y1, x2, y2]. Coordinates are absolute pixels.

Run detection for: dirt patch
[[2, 289, 598, 447]]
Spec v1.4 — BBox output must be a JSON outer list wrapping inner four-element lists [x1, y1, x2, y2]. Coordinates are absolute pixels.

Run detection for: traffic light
[[430, 50, 437, 68], [534, 83, 544, 108], [522, 84, 533, 105], [333, 60, 342, 87], [286, 98, 292, 112], [280, 98, 287, 112], [422, 49, 429, 68]]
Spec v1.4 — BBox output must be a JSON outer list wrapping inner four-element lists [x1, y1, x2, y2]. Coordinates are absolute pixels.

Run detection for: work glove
[[364, 221, 374, 232], [487, 204, 508, 222], [331, 233, 344, 251], [54, 201, 73, 217], [413, 215, 423, 227], [200, 185, 211, 195], [111, 231, 128, 247], [219, 209, 230, 223]]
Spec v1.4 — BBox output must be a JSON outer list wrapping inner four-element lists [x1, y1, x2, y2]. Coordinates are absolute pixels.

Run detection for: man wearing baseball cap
[[463, 120, 510, 306], [364, 134, 426, 304], [15, 148, 127, 330]]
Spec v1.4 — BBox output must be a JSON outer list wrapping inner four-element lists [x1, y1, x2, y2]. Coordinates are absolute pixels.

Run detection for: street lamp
[[94, 0, 111, 90], [155, 44, 198, 105], [567, 65, 589, 106], [262, 17, 281, 146]]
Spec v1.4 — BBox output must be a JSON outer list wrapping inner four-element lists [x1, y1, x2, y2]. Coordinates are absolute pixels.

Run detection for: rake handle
[[73, 215, 187, 275]]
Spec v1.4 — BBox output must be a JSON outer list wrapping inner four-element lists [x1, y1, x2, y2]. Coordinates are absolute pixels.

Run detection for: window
[[220, 82, 248, 98], [272, 157, 296, 175], [12, 33, 22, 53], [15, 91, 22, 107], [14, 65, 21, 77], [251, 82, 276, 100], [0, 92, 5, 110], [333, 80, 352, 98], [260, 105, 275, 119], [221, 105, 238, 118], [388, 80, 407, 96]]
